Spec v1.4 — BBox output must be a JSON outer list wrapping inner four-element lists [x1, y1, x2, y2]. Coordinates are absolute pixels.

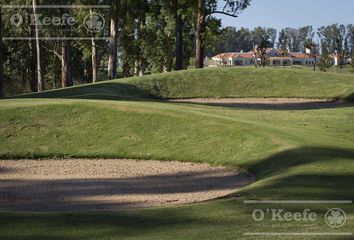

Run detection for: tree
[[0, 6, 3, 98], [61, 41, 73, 87], [108, 0, 120, 80], [195, 0, 205, 68], [87, 8, 99, 83], [175, 0, 184, 70], [194, 0, 251, 68], [277, 29, 288, 51], [318, 41, 331, 72], [351, 51, 354, 73], [213, 27, 254, 53], [298, 26, 314, 51], [266, 28, 277, 48], [32, 0, 45, 91], [283, 27, 300, 52], [347, 25, 354, 54], [251, 27, 267, 47]]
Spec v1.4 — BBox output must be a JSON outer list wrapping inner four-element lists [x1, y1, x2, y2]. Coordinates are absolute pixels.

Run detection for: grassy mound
[[1, 99, 353, 200], [16, 67, 354, 101]]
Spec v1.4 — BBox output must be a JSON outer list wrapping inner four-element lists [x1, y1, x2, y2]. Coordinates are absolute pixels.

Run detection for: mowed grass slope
[[1, 100, 354, 239], [1, 67, 354, 239], [16, 67, 354, 100]]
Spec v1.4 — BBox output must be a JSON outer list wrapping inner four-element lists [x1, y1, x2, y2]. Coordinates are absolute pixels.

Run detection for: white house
[[211, 52, 254, 67], [208, 48, 317, 67]]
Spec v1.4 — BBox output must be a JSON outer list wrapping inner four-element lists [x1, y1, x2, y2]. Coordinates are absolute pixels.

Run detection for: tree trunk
[[33, 0, 45, 91], [0, 8, 4, 98], [28, 19, 37, 92], [91, 37, 98, 83], [90, 9, 99, 83], [108, 0, 120, 80], [195, 0, 205, 69], [61, 42, 73, 88], [135, 0, 147, 77], [175, 0, 184, 70]]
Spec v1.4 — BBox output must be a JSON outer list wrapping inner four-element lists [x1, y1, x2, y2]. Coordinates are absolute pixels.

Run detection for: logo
[[325, 208, 347, 228], [252, 208, 317, 222], [10, 13, 24, 27], [84, 13, 105, 33]]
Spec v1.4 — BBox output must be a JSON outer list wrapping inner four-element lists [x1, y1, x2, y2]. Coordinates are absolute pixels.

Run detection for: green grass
[[16, 67, 354, 101], [1, 67, 354, 239]]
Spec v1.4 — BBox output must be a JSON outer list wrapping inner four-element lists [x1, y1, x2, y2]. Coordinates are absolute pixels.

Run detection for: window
[[235, 60, 243, 66], [273, 60, 281, 65]]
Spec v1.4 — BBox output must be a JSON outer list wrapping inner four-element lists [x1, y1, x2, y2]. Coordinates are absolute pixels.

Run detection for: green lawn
[[17, 67, 354, 101], [1, 67, 354, 239]]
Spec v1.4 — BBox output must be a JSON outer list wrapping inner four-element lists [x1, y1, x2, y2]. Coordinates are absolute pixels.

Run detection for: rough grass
[[15, 67, 354, 101]]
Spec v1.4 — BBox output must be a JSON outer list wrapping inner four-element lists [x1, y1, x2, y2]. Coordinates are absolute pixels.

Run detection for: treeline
[[214, 24, 354, 56], [0, 0, 251, 97]]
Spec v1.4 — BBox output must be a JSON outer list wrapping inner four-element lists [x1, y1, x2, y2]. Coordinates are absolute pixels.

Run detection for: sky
[[216, 0, 354, 31]]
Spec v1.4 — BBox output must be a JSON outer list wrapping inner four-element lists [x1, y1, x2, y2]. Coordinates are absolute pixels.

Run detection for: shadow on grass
[[245, 173, 354, 200], [169, 100, 354, 110], [8, 80, 354, 111], [244, 146, 354, 178], [0, 209, 222, 240], [13, 82, 157, 101], [344, 92, 354, 102], [238, 146, 354, 200]]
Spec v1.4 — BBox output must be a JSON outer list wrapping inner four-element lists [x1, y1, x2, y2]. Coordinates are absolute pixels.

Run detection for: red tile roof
[[213, 52, 238, 59], [213, 52, 254, 59], [237, 53, 254, 59], [290, 53, 312, 58]]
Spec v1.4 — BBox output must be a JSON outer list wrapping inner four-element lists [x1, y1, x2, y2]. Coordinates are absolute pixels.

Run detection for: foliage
[[318, 41, 332, 72]]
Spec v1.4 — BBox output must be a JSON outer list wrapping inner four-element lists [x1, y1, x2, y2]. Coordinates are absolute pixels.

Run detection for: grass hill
[[1, 67, 354, 239], [16, 67, 354, 101]]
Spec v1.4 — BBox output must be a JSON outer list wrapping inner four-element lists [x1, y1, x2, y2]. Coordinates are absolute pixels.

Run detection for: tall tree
[[61, 41, 73, 87], [91, 35, 99, 83], [32, 0, 45, 91], [318, 40, 331, 72], [175, 0, 184, 70], [277, 29, 288, 51], [283, 27, 300, 52], [347, 24, 354, 54], [108, 0, 119, 79], [195, 0, 205, 68], [28, 21, 37, 92], [195, 0, 251, 68], [266, 28, 277, 48], [0, 6, 3, 98], [351, 51, 354, 73], [298, 26, 314, 51], [89, 8, 99, 83]]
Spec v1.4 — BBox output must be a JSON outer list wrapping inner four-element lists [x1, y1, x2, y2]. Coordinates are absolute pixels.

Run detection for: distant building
[[207, 48, 317, 67], [330, 52, 351, 66]]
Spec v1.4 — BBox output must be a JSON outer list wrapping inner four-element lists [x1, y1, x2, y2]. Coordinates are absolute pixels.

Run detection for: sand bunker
[[0, 159, 252, 212]]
